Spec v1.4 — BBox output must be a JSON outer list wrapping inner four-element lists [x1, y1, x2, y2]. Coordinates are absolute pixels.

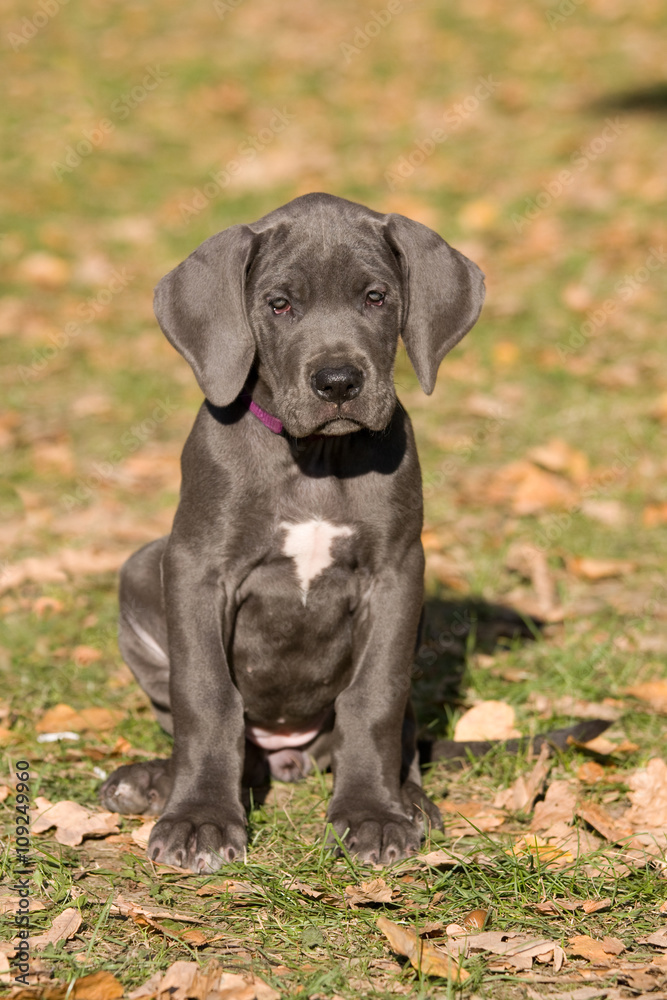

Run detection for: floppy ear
[[153, 225, 260, 407], [385, 214, 485, 394]]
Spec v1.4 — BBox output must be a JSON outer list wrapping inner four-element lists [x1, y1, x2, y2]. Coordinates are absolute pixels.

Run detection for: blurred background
[[1, 0, 666, 745]]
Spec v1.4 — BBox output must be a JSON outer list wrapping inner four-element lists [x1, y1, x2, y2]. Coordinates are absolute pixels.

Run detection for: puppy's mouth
[[315, 416, 364, 436]]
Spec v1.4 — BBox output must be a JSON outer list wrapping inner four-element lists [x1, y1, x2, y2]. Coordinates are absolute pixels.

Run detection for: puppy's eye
[[366, 290, 385, 306], [270, 297, 291, 315]]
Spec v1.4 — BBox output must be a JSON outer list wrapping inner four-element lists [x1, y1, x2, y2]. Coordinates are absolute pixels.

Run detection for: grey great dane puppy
[[100, 192, 486, 873]]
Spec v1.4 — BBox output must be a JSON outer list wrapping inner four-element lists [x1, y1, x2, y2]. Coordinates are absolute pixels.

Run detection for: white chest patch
[[280, 519, 353, 603]]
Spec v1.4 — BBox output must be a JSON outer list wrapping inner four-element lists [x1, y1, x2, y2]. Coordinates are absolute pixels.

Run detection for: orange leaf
[[377, 916, 469, 982], [454, 701, 520, 742]]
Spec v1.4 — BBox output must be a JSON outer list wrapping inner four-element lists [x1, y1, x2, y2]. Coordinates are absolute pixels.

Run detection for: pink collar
[[241, 394, 284, 435]]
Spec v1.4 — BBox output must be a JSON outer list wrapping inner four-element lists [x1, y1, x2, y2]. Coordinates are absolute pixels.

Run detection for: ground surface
[[1, 0, 667, 996]]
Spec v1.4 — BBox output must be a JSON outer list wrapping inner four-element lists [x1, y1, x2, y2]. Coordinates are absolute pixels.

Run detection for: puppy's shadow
[[414, 595, 542, 762]]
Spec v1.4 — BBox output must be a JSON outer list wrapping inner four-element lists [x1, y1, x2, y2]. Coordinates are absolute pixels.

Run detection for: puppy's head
[[154, 193, 485, 438]]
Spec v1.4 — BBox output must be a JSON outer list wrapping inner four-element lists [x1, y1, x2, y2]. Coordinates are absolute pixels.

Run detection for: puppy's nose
[[311, 365, 364, 403]]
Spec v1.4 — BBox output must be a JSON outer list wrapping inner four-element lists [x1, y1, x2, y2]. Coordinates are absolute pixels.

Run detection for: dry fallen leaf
[[626, 680, 667, 714], [0, 546, 131, 593], [377, 916, 469, 982], [527, 439, 589, 483], [626, 757, 667, 829], [17, 251, 70, 288], [345, 878, 395, 907], [36, 703, 124, 734], [29, 907, 82, 951], [131, 819, 155, 849], [535, 897, 611, 915], [32, 797, 120, 846], [531, 780, 577, 833], [576, 761, 607, 784], [72, 645, 103, 666], [453, 701, 520, 742], [465, 929, 565, 972], [495, 743, 551, 812], [462, 909, 488, 931], [440, 799, 506, 833], [195, 879, 260, 899], [644, 502, 667, 528], [132, 961, 280, 1000], [486, 459, 577, 514], [567, 934, 625, 965], [111, 894, 202, 926], [577, 801, 635, 844], [505, 542, 557, 616], [567, 556, 636, 581]]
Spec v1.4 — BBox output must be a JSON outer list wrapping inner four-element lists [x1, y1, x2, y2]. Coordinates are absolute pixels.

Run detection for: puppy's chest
[[237, 515, 362, 606]]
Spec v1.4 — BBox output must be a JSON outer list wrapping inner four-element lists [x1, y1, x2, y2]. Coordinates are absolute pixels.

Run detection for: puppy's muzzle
[[311, 365, 364, 403]]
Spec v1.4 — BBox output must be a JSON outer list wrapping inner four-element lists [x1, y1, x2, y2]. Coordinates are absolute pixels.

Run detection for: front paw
[[327, 802, 422, 865], [148, 811, 247, 873]]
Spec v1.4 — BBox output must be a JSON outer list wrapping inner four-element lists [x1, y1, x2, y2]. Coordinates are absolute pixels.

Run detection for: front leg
[[328, 542, 437, 864], [147, 543, 247, 873]]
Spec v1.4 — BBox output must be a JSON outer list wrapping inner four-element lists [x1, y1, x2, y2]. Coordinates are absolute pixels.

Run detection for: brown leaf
[[486, 459, 577, 514], [345, 878, 395, 907], [195, 879, 260, 899], [505, 543, 557, 616], [0, 547, 131, 593], [576, 761, 607, 784], [644, 502, 667, 528], [577, 802, 634, 844], [377, 916, 469, 982], [144, 962, 279, 1000], [626, 680, 667, 714], [535, 897, 611, 915], [68, 971, 125, 1000], [131, 819, 155, 849], [72, 645, 103, 666], [440, 799, 506, 833], [465, 930, 565, 971], [567, 556, 636, 581], [567, 934, 625, 965], [111, 894, 200, 925], [462, 909, 488, 931], [496, 744, 551, 812], [29, 907, 82, 951], [531, 780, 577, 833], [17, 252, 70, 288], [626, 757, 667, 829], [527, 439, 589, 483], [36, 704, 124, 734], [32, 797, 119, 846], [453, 701, 520, 742]]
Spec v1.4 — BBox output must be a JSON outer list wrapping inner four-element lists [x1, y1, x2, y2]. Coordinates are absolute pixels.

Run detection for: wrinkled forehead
[[247, 215, 401, 296]]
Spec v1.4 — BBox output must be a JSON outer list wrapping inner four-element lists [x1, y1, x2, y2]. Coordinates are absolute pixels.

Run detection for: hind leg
[[100, 538, 175, 815]]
